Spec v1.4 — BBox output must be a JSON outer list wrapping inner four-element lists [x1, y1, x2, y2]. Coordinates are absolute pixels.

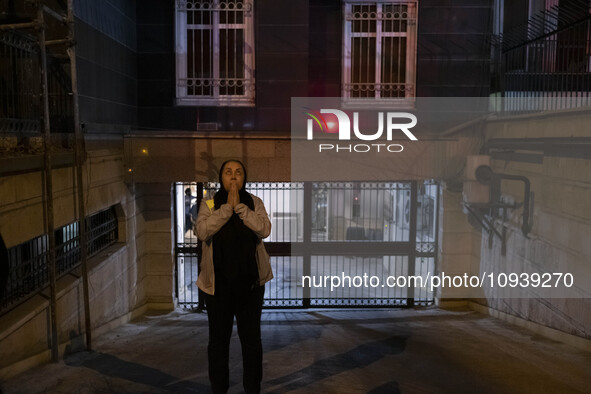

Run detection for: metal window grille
[[343, 1, 417, 101], [0, 206, 119, 314], [0, 29, 73, 134], [55, 221, 80, 275], [0, 30, 41, 133], [3, 235, 49, 310], [85, 208, 119, 257], [174, 181, 437, 309], [175, 0, 255, 105]]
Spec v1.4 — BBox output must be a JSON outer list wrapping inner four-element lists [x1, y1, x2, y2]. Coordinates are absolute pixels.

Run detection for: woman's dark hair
[[218, 159, 247, 191]]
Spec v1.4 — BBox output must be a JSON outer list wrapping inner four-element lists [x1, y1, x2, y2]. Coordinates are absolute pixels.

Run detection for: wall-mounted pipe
[[474, 165, 534, 237], [498, 173, 533, 236]]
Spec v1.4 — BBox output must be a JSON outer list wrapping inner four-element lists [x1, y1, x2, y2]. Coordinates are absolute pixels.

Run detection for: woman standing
[[196, 160, 273, 394]]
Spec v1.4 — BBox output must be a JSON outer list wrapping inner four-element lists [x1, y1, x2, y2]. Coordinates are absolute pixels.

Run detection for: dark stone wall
[[308, 0, 342, 97], [416, 0, 494, 97], [255, 0, 309, 131], [136, 0, 185, 130], [75, 0, 494, 132], [136, 0, 309, 132], [307, 0, 495, 99], [74, 0, 138, 130]]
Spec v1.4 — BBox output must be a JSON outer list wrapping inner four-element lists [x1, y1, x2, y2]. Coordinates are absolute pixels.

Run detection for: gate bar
[[302, 182, 312, 308], [407, 181, 418, 307]]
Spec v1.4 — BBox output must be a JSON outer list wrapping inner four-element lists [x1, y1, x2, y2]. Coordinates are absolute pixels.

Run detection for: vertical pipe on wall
[[67, 0, 92, 352], [37, 3, 59, 363]]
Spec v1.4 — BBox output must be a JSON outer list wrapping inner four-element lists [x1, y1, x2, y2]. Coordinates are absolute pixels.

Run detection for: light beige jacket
[[195, 194, 273, 295]]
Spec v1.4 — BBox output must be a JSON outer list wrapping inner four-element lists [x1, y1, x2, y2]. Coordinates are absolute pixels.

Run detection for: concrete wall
[[124, 133, 292, 183], [0, 133, 295, 379], [470, 111, 591, 340], [0, 148, 150, 380], [437, 187, 482, 302], [135, 182, 174, 308], [0, 149, 129, 249], [0, 243, 141, 380]]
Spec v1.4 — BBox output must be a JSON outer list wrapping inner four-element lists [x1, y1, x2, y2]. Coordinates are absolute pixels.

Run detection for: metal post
[[174, 183, 182, 303], [433, 182, 441, 304], [38, 3, 59, 363], [407, 181, 417, 308], [66, 0, 92, 352], [195, 182, 204, 306], [302, 182, 312, 308]]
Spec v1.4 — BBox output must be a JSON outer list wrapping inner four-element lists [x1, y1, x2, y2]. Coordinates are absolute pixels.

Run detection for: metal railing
[[0, 29, 73, 134], [174, 181, 438, 309], [493, 1, 591, 113], [0, 206, 119, 314], [0, 30, 41, 133]]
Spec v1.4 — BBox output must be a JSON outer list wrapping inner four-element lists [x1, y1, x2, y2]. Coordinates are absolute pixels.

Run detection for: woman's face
[[221, 161, 244, 191]]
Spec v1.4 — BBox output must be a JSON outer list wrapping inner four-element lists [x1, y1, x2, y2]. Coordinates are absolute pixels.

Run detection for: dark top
[[213, 210, 259, 290]]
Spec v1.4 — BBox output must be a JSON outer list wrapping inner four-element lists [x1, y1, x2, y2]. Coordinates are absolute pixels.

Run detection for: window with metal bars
[[0, 206, 119, 314], [175, 0, 255, 106], [343, 1, 417, 105]]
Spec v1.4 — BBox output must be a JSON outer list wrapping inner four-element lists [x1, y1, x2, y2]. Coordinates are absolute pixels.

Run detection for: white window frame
[[342, 0, 418, 108], [175, 0, 255, 106]]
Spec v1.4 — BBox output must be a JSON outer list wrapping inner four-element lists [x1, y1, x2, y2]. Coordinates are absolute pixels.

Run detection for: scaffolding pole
[[37, 2, 59, 363], [2, 0, 94, 359], [66, 0, 93, 352]]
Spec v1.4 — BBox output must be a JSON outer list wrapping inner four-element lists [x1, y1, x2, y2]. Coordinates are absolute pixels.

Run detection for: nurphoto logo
[[304, 108, 418, 153]]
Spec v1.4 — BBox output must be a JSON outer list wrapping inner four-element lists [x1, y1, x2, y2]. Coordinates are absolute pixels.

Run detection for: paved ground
[[1, 307, 590, 393]]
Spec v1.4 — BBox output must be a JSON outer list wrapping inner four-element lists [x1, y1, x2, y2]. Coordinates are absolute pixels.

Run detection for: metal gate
[[174, 181, 438, 309]]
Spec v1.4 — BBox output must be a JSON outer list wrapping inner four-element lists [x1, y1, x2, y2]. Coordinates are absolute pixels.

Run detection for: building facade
[[1, 0, 590, 379]]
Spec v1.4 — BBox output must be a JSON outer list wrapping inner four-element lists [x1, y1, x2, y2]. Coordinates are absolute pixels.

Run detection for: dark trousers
[[198, 288, 206, 310], [205, 284, 265, 394]]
